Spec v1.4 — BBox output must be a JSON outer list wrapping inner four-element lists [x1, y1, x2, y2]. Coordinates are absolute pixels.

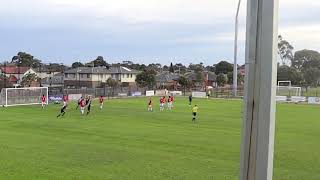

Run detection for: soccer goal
[[0, 87, 48, 107], [276, 81, 302, 97]]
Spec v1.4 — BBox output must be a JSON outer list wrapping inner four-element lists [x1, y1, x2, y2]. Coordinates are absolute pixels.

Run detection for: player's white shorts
[[160, 103, 164, 107], [63, 101, 67, 106], [100, 102, 104, 106], [42, 102, 46, 106], [169, 102, 173, 107]]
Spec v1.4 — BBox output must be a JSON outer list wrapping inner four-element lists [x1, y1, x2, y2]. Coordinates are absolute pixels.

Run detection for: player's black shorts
[[193, 112, 197, 116], [61, 106, 66, 113], [87, 105, 91, 111]]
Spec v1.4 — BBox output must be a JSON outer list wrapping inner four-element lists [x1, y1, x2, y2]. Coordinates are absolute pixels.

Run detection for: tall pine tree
[[169, 62, 174, 73]]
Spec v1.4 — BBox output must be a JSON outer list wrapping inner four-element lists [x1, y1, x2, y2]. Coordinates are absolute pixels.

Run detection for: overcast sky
[[0, 0, 319, 65]]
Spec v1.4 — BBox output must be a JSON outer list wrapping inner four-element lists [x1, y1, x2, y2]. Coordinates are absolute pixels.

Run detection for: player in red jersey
[[162, 96, 167, 110], [41, 94, 46, 109], [63, 95, 68, 106], [170, 95, 174, 109], [79, 97, 86, 115], [99, 96, 104, 110], [148, 98, 153, 112], [167, 95, 172, 110], [159, 97, 164, 111]]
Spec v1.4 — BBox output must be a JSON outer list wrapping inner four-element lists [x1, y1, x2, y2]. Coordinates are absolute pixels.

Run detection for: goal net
[[276, 81, 301, 97], [0, 87, 48, 107]]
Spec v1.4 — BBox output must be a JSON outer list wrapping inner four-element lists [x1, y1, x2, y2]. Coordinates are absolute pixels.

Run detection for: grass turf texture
[[0, 97, 319, 180]]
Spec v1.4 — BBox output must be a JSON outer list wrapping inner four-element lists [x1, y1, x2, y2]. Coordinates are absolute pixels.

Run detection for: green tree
[[292, 50, 320, 70], [302, 67, 320, 88], [148, 63, 162, 72], [215, 61, 233, 75], [89, 56, 108, 67], [205, 65, 215, 72], [227, 72, 233, 84], [278, 35, 294, 65], [277, 65, 303, 85], [173, 63, 187, 74], [162, 65, 169, 72], [96, 56, 107, 67], [188, 63, 204, 71], [177, 76, 191, 95], [106, 77, 119, 96], [227, 72, 245, 85], [216, 73, 227, 87], [194, 66, 204, 86], [11, 52, 41, 68], [0, 74, 10, 88], [169, 62, 174, 73], [135, 69, 156, 89], [72, 62, 84, 69], [237, 73, 245, 85]]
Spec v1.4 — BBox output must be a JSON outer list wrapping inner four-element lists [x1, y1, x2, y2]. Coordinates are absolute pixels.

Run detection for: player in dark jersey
[[86, 96, 92, 115], [189, 95, 192, 106], [57, 102, 67, 118], [148, 98, 153, 112]]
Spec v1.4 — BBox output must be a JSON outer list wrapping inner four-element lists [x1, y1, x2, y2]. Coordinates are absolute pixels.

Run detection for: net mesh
[[276, 86, 301, 97]]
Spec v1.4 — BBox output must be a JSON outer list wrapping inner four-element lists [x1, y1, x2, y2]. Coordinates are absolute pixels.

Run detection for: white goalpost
[[277, 81, 302, 97], [0, 87, 49, 107]]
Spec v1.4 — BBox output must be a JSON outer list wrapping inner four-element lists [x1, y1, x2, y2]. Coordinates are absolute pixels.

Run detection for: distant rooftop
[[64, 66, 139, 74]]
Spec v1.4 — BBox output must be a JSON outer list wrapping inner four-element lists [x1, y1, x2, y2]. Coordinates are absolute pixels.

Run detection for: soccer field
[[0, 97, 319, 180]]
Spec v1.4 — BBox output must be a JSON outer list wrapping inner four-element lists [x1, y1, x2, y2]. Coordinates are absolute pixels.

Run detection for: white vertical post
[[46, 87, 49, 105], [240, 0, 279, 180], [5, 88, 8, 107], [233, 0, 242, 97]]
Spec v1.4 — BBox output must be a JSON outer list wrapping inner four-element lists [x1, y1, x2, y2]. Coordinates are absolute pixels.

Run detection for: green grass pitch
[[0, 97, 320, 180]]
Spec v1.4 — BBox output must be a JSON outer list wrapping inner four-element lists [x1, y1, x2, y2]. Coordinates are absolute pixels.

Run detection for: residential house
[[0, 66, 37, 85], [64, 66, 139, 88], [35, 66, 64, 79], [155, 72, 179, 90], [41, 73, 64, 88]]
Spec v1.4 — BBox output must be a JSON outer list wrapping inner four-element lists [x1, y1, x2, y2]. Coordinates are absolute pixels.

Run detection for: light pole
[[233, 0, 242, 97]]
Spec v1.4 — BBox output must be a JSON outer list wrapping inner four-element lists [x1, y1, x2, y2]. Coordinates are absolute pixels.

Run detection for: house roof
[[8, 75, 18, 82], [34, 66, 66, 73], [0, 66, 30, 74], [64, 66, 139, 74], [156, 72, 179, 83]]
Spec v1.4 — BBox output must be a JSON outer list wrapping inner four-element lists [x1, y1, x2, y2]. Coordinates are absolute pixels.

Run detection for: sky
[[0, 0, 319, 66]]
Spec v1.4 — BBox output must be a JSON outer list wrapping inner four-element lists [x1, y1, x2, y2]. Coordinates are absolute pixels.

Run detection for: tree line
[[277, 35, 320, 91]]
